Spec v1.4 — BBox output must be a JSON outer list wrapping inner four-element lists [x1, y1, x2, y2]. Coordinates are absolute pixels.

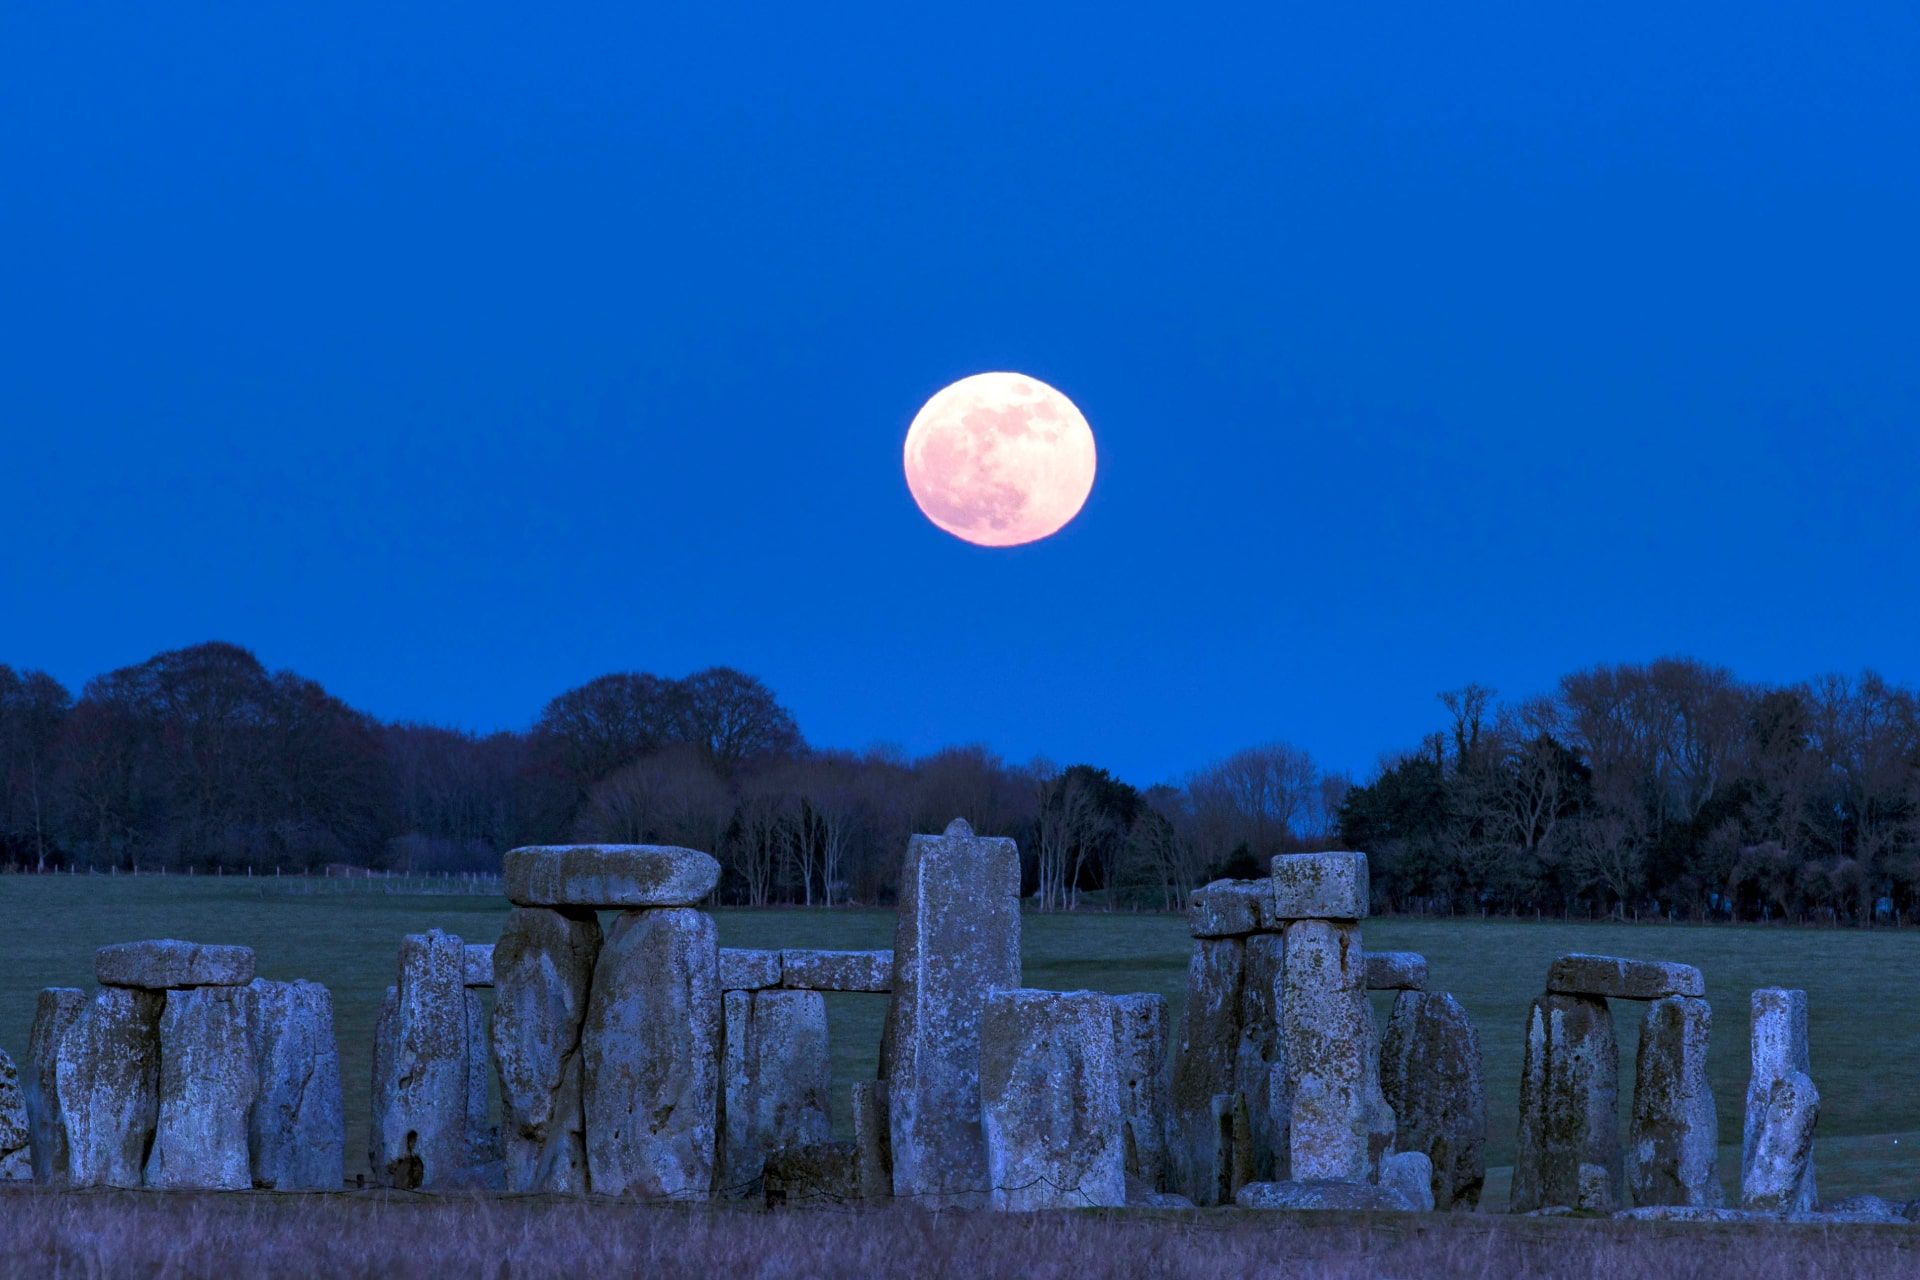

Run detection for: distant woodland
[[3, 643, 1919, 925]]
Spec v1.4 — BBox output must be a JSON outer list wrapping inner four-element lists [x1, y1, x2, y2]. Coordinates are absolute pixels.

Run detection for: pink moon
[[902, 372, 1097, 547]]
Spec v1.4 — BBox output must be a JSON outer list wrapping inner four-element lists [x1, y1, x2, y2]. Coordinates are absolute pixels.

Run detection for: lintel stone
[[462, 944, 494, 988], [720, 948, 784, 991], [503, 844, 719, 908], [1547, 954, 1704, 1000], [1189, 880, 1278, 938], [96, 941, 255, 990], [1364, 952, 1427, 992], [779, 949, 892, 993], [1270, 852, 1368, 921]]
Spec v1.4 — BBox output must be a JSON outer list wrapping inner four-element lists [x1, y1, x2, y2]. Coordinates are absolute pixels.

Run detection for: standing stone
[[57, 986, 163, 1188], [1379, 990, 1487, 1210], [24, 988, 85, 1184], [1378, 1149, 1436, 1212], [1111, 993, 1170, 1193], [582, 907, 719, 1199], [370, 929, 467, 1189], [1513, 993, 1619, 1213], [492, 906, 600, 1193], [884, 818, 1021, 1207], [1166, 937, 1244, 1204], [852, 1080, 892, 1201], [979, 989, 1126, 1211], [0, 1049, 29, 1181], [461, 990, 501, 1186], [1628, 996, 1721, 1208], [1743, 988, 1815, 1213], [1235, 933, 1289, 1182], [1282, 920, 1369, 1182], [720, 989, 831, 1193], [146, 986, 257, 1190], [245, 979, 344, 1190]]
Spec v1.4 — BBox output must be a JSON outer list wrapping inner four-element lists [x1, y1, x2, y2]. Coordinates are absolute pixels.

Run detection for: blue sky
[[3, 5, 1916, 784]]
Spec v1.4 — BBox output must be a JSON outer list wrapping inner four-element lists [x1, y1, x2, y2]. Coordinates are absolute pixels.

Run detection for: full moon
[[902, 372, 1097, 547]]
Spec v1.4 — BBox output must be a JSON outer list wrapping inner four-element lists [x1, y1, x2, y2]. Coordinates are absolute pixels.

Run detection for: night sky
[[4, 5, 1916, 784]]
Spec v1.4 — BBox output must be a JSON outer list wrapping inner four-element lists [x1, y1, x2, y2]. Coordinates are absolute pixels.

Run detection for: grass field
[[3, 873, 1918, 1207]]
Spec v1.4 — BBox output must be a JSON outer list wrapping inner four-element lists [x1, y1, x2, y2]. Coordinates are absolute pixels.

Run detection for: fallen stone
[[762, 1139, 860, 1205], [1281, 919, 1369, 1182], [852, 1079, 892, 1202], [370, 929, 468, 1189], [96, 940, 255, 990], [778, 948, 892, 993], [719, 948, 783, 991], [1167, 936, 1244, 1204], [1378, 1150, 1435, 1212], [1379, 990, 1487, 1210], [1742, 1070, 1819, 1214], [146, 985, 257, 1190], [1111, 992, 1170, 1193], [1234, 1178, 1415, 1212], [979, 988, 1126, 1211], [1513, 992, 1619, 1214], [1235, 933, 1288, 1182], [492, 906, 601, 1193], [721, 989, 831, 1194], [1270, 851, 1368, 921], [23, 988, 85, 1184], [462, 944, 494, 987], [0, 1049, 29, 1181], [582, 907, 720, 1199], [1189, 879, 1277, 938], [1628, 995, 1722, 1208], [57, 986, 164, 1188], [1130, 1189, 1198, 1208], [1795, 1194, 1905, 1224], [504, 844, 719, 908], [1546, 954, 1704, 1001], [1364, 952, 1428, 992], [884, 818, 1021, 1208], [244, 979, 344, 1190], [1614, 1206, 1775, 1223]]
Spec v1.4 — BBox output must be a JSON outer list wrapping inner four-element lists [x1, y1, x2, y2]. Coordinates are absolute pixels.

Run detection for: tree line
[[3, 643, 1917, 924]]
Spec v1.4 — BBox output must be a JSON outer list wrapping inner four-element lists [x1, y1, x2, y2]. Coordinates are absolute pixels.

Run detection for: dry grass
[[4, 1190, 1920, 1280]]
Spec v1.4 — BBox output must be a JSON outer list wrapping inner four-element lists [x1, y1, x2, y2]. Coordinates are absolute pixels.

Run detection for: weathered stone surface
[[763, 1140, 861, 1205], [57, 986, 163, 1187], [97, 940, 255, 990], [1615, 1206, 1774, 1223], [1794, 1195, 1905, 1224], [1189, 879, 1277, 938], [461, 989, 501, 1187], [1111, 993, 1170, 1194], [1167, 936, 1243, 1204], [1547, 954, 1704, 1001], [370, 929, 468, 1189], [0, 1049, 29, 1181], [779, 949, 893, 993], [1628, 996, 1722, 1209], [1743, 988, 1815, 1213], [462, 944, 494, 987], [1742, 1070, 1819, 1214], [504, 844, 719, 908], [1282, 920, 1369, 1182], [1235, 933, 1288, 1183], [1360, 1003, 1396, 1180], [24, 987, 85, 1184], [491, 906, 600, 1193], [244, 979, 344, 1190], [721, 989, 831, 1194], [1379, 990, 1487, 1211], [583, 907, 719, 1199], [852, 1079, 892, 1202], [719, 948, 783, 991], [145, 986, 257, 1189], [884, 818, 1021, 1207], [1379, 1150, 1435, 1212], [1364, 951, 1428, 992], [979, 988, 1126, 1211], [1270, 851, 1369, 921], [1513, 992, 1619, 1213], [1234, 1178, 1415, 1211]]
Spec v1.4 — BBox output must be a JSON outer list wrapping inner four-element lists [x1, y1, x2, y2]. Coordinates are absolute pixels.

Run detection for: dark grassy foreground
[[3, 1190, 1919, 1280]]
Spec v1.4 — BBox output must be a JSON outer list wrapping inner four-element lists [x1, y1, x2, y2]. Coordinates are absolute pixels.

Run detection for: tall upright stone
[[1235, 933, 1289, 1182], [1166, 937, 1244, 1204], [1513, 993, 1619, 1213], [245, 978, 345, 1190], [491, 906, 601, 1193], [852, 1080, 892, 1202], [1281, 919, 1369, 1182], [720, 989, 831, 1193], [1111, 993, 1170, 1193], [370, 929, 468, 1189], [979, 989, 1126, 1211], [57, 986, 163, 1188], [1742, 988, 1815, 1213], [884, 818, 1021, 1207], [0, 1049, 29, 1181], [1628, 995, 1721, 1208], [582, 907, 720, 1199], [1379, 990, 1486, 1210], [460, 989, 500, 1185], [24, 987, 85, 1184], [146, 985, 258, 1190]]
